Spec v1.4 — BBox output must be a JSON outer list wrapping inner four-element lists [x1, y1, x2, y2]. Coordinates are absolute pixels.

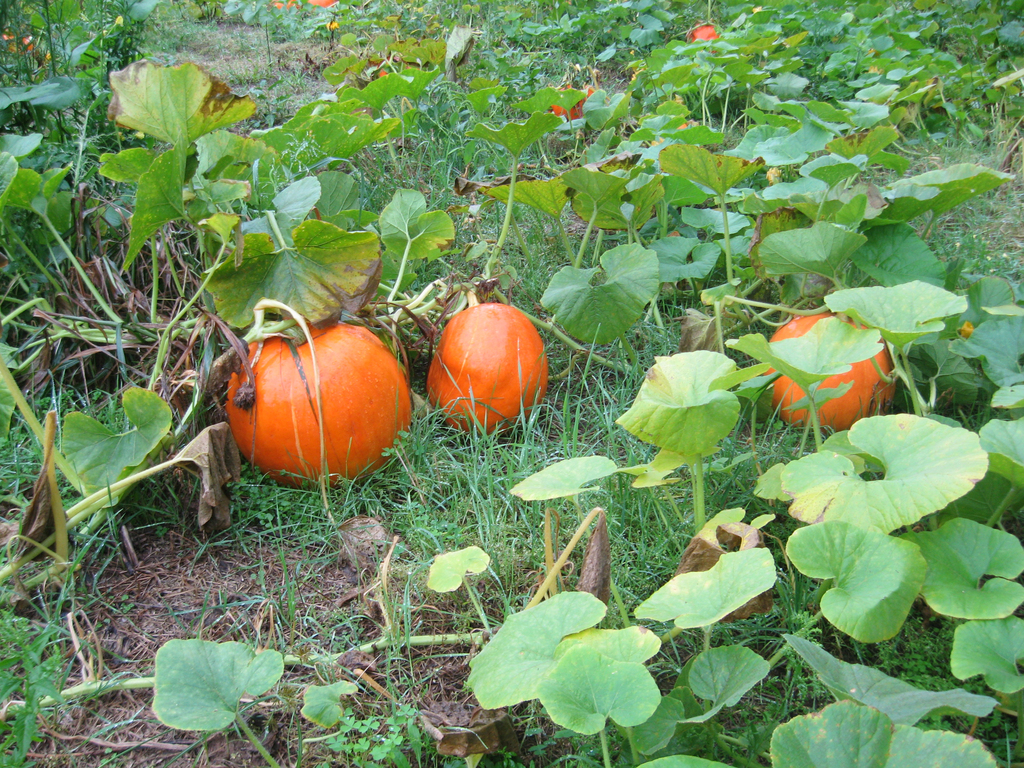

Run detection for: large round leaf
[[537, 645, 660, 734], [756, 222, 866, 282], [771, 700, 997, 768], [784, 635, 995, 725], [781, 415, 988, 532], [686, 645, 770, 723], [108, 61, 255, 148], [467, 592, 606, 708], [660, 144, 764, 196], [635, 548, 777, 629], [510, 456, 619, 500], [555, 626, 661, 664], [951, 617, 1024, 694], [850, 224, 945, 288], [64, 388, 172, 494], [903, 518, 1024, 620], [207, 223, 381, 327], [642, 759, 729, 768], [979, 418, 1024, 488], [541, 244, 660, 345], [771, 700, 891, 768], [153, 640, 284, 731], [786, 521, 926, 643], [616, 351, 763, 457], [466, 112, 562, 156], [728, 317, 883, 393], [379, 189, 454, 263], [824, 282, 968, 349]]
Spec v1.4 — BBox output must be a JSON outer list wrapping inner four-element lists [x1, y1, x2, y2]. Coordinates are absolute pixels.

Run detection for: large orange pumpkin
[[427, 303, 548, 434], [769, 312, 895, 432], [226, 324, 411, 485]]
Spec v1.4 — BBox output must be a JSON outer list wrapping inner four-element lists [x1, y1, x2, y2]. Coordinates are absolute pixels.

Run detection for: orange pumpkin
[[226, 324, 411, 485], [769, 313, 895, 432], [427, 303, 548, 434], [687, 24, 719, 42], [551, 86, 596, 122]]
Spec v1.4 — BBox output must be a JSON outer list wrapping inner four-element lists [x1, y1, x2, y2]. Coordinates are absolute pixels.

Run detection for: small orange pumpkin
[[226, 324, 411, 485], [427, 303, 548, 434], [687, 23, 719, 42], [769, 313, 895, 432]]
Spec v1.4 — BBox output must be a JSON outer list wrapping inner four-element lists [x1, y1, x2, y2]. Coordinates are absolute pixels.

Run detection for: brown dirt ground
[[18, 527, 493, 767]]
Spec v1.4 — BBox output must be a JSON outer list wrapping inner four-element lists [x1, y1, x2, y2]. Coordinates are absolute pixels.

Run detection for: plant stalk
[[464, 581, 493, 634], [599, 728, 613, 768], [527, 507, 605, 609], [574, 208, 599, 269], [691, 455, 706, 533], [718, 193, 734, 283], [236, 712, 283, 768], [386, 238, 414, 303], [485, 155, 519, 277]]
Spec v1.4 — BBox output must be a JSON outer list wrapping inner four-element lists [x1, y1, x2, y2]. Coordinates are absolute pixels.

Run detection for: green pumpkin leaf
[[467, 112, 562, 157], [993, 385, 1024, 409], [468, 592, 606, 708], [980, 419, 1024, 487], [784, 634, 995, 725], [771, 699, 997, 768], [826, 126, 899, 159], [617, 352, 766, 458], [339, 68, 439, 111], [756, 221, 866, 281], [515, 86, 586, 114], [125, 151, 186, 267], [686, 646, 769, 723], [259, 109, 400, 168], [300, 680, 359, 728], [649, 238, 719, 282], [555, 626, 661, 664], [379, 189, 454, 263], [634, 690, 694, 755], [541, 244, 660, 345], [951, 316, 1024, 387], [635, 548, 777, 629], [153, 640, 283, 731], [562, 166, 630, 228], [951, 617, 1024, 694], [771, 700, 890, 768], [903, 518, 1024, 620], [427, 546, 491, 593], [98, 147, 157, 183], [108, 61, 256, 147], [537, 645, 660, 734], [781, 415, 988, 532], [485, 177, 569, 219], [887, 723, 998, 768], [728, 318, 883, 393], [207, 222, 381, 327], [878, 164, 1012, 224], [510, 456, 619, 500], [640, 759, 729, 768], [825, 282, 968, 349], [0, 346, 17, 443], [786, 521, 926, 642], [64, 388, 172, 494], [851, 224, 945, 287], [620, 448, 688, 488], [660, 144, 765, 196]]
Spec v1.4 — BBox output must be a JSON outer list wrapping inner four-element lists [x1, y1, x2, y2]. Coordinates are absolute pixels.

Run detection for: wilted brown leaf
[[678, 308, 718, 353], [676, 521, 773, 621], [338, 516, 392, 576], [176, 423, 241, 532], [576, 512, 610, 604], [421, 703, 520, 757]]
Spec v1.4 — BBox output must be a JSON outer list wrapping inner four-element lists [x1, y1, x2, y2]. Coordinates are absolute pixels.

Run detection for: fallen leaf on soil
[[421, 702, 520, 757], [678, 308, 718, 353]]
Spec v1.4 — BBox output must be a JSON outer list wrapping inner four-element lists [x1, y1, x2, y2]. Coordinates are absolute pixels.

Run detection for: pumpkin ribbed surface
[[427, 303, 548, 434], [226, 324, 411, 485], [770, 312, 895, 432]]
